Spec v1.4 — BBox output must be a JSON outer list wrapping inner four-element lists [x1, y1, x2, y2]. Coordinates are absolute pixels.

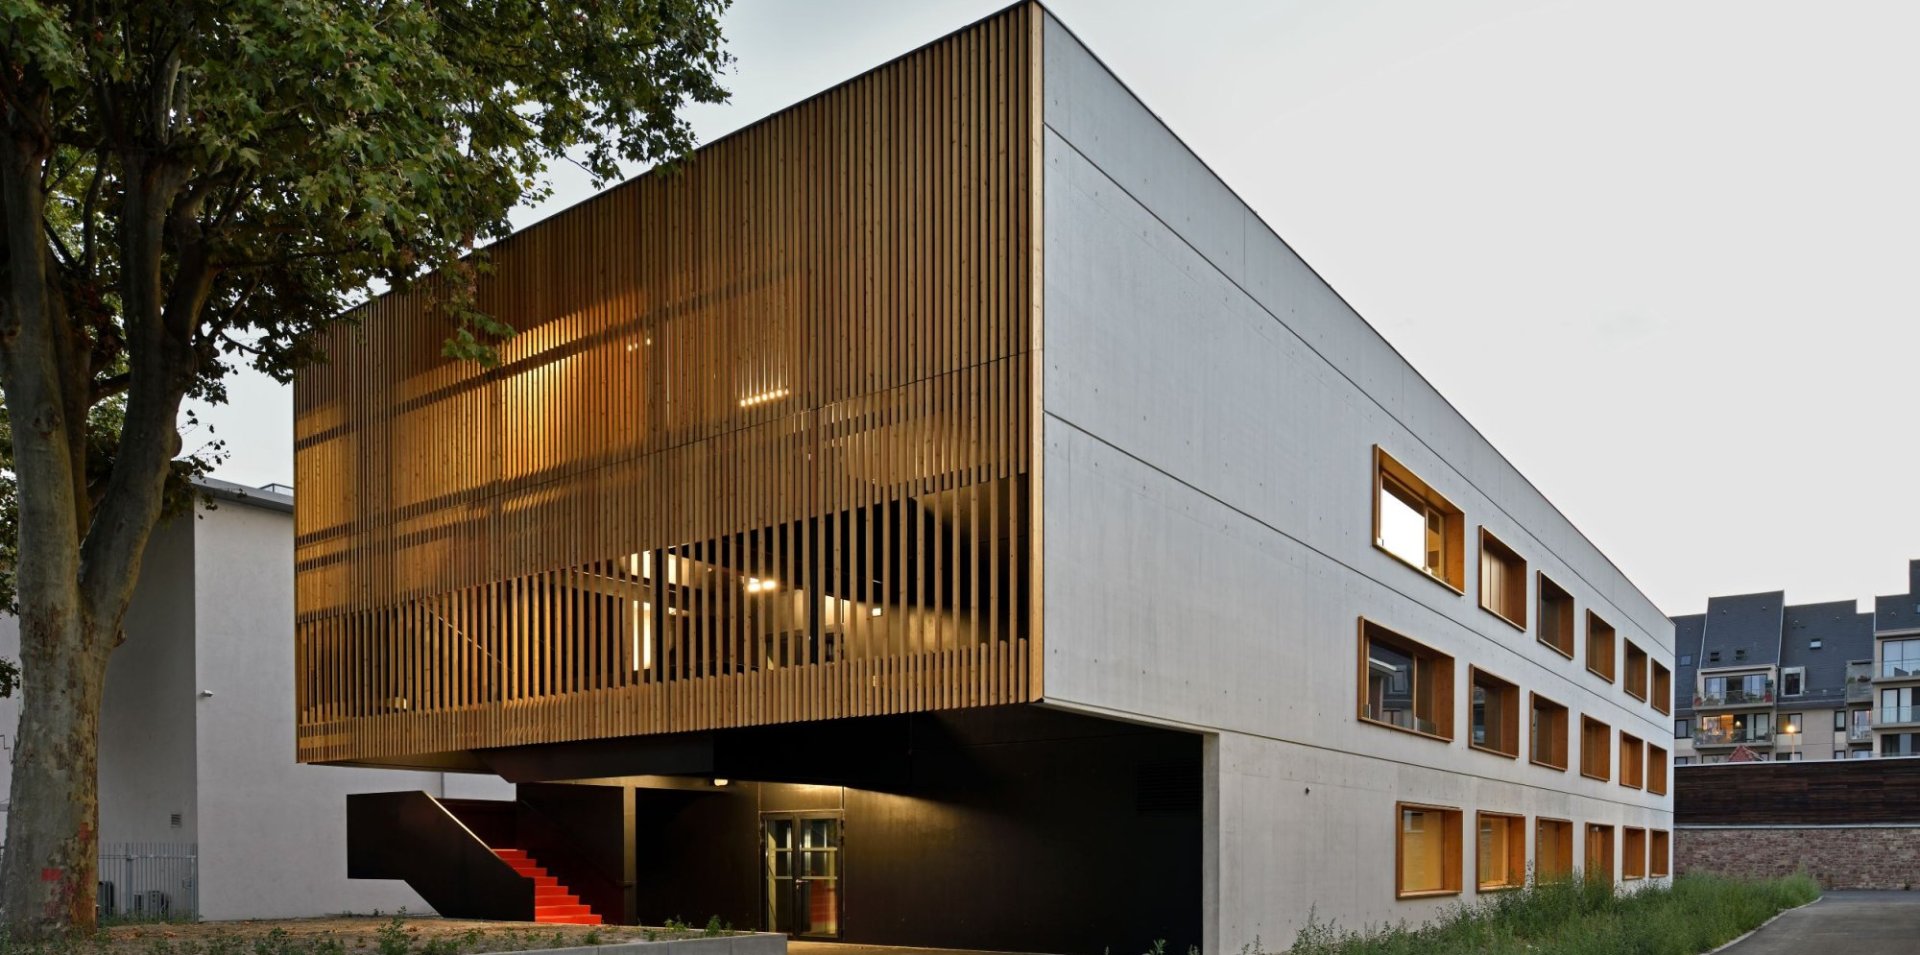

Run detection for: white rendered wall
[[1039, 14, 1674, 949], [101, 520, 202, 847], [189, 498, 512, 920]]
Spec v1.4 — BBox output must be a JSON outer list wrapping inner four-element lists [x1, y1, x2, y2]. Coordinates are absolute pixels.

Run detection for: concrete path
[[1721, 891, 1920, 954], [791, 942, 1033, 955]]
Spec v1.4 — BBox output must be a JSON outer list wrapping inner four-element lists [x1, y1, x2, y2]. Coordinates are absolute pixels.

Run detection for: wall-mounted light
[[869, 607, 884, 617], [712, 778, 730, 787], [746, 578, 778, 594]]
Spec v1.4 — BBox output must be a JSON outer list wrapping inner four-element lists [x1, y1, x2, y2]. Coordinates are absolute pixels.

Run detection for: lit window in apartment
[[1586, 824, 1615, 882], [1537, 573, 1575, 658], [1651, 830, 1671, 878], [1782, 667, 1805, 697], [1883, 638, 1920, 678], [1374, 447, 1465, 591], [1535, 818, 1574, 882], [1397, 803, 1463, 898], [1359, 619, 1455, 740], [1587, 612, 1617, 683], [1624, 641, 1649, 701], [1581, 716, 1611, 781], [1478, 529, 1527, 629], [1648, 744, 1668, 796], [1652, 661, 1672, 716], [1620, 731, 1645, 789], [1476, 812, 1527, 892], [1471, 668, 1521, 758], [1530, 693, 1570, 770], [1623, 827, 1647, 880]]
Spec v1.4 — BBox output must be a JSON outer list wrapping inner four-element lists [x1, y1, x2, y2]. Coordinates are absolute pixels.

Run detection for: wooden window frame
[[1537, 572, 1576, 659], [1477, 528, 1528, 631], [1535, 817, 1575, 883], [1469, 666, 1521, 758], [1620, 730, 1645, 789], [1586, 611, 1617, 683], [1475, 811, 1528, 893], [1624, 640, 1649, 701], [1395, 801, 1464, 899], [1648, 743, 1669, 796], [1652, 660, 1672, 715], [1373, 447, 1466, 594], [1357, 618, 1456, 742], [1585, 823, 1616, 883], [1529, 692, 1570, 770], [1650, 830, 1671, 878], [1622, 826, 1648, 880], [1581, 715, 1612, 781]]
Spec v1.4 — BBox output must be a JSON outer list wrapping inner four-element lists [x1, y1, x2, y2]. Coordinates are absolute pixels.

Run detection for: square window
[[1537, 573, 1576, 659], [1624, 641, 1649, 701], [1585, 824, 1615, 883], [1651, 830, 1671, 877], [1587, 612, 1617, 683], [1623, 827, 1647, 880], [1652, 661, 1672, 716], [1470, 667, 1521, 758], [1648, 744, 1668, 796], [1581, 716, 1612, 781], [1374, 447, 1465, 592], [1478, 529, 1528, 630], [1620, 731, 1644, 789], [1530, 693, 1570, 770], [1397, 803, 1463, 898], [1535, 818, 1574, 882], [1359, 619, 1456, 740], [1476, 812, 1527, 892]]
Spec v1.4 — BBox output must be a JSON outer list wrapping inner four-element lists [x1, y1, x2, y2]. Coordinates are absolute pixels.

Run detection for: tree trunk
[[0, 611, 109, 936]]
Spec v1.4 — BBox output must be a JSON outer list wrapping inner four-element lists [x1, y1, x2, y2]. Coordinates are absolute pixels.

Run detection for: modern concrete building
[[0, 479, 509, 920], [297, 5, 1674, 952]]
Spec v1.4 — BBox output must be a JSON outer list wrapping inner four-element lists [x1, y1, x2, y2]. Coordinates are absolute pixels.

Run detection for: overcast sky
[[196, 0, 1920, 616]]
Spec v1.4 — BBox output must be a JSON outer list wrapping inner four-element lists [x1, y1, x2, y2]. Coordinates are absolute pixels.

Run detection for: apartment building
[[297, 5, 1673, 952], [1669, 593, 1874, 764], [1873, 561, 1920, 756]]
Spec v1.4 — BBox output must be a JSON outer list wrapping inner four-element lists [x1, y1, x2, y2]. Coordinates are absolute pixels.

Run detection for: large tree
[[0, 0, 729, 936]]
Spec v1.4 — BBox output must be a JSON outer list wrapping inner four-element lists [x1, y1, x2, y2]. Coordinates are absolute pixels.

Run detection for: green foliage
[[374, 917, 413, 955], [699, 917, 728, 939], [1281, 872, 1821, 955], [0, 0, 732, 706]]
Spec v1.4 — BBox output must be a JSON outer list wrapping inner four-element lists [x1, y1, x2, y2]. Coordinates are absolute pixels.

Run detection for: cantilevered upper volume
[[300, 4, 1672, 950]]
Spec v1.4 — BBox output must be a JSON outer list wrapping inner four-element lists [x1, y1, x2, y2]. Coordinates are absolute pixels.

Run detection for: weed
[[700, 918, 729, 939]]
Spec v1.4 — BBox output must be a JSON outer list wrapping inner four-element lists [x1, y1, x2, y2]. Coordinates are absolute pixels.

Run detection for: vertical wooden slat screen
[[292, 3, 1043, 765]]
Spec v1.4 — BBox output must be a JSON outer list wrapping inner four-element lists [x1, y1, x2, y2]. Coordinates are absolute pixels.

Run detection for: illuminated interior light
[[631, 600, 653, 671], [738, 387, 791, 408], [745, 578, 779, 594], [870, 607, 884, 617], [712, 778, 730, 787]]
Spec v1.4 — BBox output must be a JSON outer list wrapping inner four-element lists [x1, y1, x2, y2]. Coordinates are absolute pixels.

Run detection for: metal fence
[[0, 842, 199, 921]]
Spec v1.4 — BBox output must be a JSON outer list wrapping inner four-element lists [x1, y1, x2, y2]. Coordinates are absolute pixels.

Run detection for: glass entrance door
[[763, 814, 841, 938]]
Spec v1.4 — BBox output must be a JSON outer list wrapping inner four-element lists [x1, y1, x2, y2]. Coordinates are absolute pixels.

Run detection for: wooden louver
[[292, 4, 1046, 765]]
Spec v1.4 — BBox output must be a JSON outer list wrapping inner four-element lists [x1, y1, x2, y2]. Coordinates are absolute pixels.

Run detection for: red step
[[493, 848, 603, 925]]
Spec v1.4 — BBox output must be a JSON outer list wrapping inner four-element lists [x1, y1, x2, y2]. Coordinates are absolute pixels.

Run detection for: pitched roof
[[1699, 591, 1786, 669], [1779, 600, 1873, 708]]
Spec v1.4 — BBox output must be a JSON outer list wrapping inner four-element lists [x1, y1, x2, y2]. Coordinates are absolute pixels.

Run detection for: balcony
[[1880, 662, 1920, 681], [1880, 706, 1920, 727], [1693, 682, 1775, 709], [1694, 724, 1773, 747], [1849, 724, 1875, 743]]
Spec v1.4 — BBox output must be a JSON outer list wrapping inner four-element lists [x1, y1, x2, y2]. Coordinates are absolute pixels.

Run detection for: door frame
[[760, 810, 845, 940]]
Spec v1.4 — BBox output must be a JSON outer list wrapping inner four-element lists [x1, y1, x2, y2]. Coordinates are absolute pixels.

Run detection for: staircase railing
[[347, 791, 534, 921]]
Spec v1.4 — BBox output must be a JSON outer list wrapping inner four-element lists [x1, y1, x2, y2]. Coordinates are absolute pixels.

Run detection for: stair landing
[[493, 848, 603, 925]]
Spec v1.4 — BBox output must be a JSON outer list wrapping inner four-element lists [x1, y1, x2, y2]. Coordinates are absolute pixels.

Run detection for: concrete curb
[[1700, 894, 1823, 955], [488, 933, 786, 955]]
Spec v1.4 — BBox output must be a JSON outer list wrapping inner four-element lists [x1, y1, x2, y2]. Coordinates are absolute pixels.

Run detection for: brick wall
[[1678, 826, 1920, 889]]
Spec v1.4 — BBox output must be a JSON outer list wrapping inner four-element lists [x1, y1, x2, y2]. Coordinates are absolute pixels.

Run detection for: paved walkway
[[791, 942, 1031, 955], [1721, 891, 1920, 954]]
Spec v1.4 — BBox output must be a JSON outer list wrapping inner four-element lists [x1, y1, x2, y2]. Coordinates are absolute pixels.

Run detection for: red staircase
[[492, 848, 602, 925]]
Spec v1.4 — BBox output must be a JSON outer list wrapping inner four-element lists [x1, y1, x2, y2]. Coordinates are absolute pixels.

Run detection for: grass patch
[[0, 913, 743, 955], [1283, 872, 1820, 955]]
